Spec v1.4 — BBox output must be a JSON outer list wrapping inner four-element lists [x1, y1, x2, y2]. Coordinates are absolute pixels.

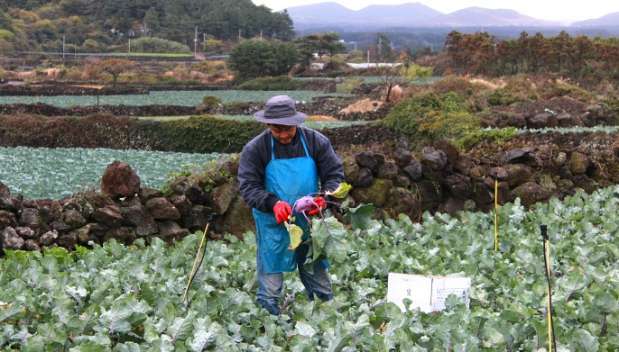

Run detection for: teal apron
[[252, 131, 319, 273]]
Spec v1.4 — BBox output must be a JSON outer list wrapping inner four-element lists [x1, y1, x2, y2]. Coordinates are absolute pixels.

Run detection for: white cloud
[[252, 0, 619, 23]]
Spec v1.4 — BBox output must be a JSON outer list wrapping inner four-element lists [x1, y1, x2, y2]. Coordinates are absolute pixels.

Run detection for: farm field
[[0, 91, 348, 108], [138, 115, 372, 129], [0, 147, 222, 199], [0, 185, 617, 350]]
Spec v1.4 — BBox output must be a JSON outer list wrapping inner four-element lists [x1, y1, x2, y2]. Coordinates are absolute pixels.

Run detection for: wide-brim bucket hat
[[254, 95, 307, 126]]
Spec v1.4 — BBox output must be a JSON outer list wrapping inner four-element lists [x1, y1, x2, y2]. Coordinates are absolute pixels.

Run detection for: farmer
[[238, 95, 344, 315]]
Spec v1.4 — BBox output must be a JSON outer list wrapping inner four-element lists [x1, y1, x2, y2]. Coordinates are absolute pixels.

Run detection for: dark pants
[[256, 242, 333, 315]]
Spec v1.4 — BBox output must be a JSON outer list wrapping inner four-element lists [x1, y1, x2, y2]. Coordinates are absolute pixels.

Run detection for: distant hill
[[288, 2, 575, 29], [572, 12, 619, 27], [436, 7, 558, 27], [0, 0, 294, 53]]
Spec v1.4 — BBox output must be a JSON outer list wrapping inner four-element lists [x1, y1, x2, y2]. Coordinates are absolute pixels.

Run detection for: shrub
[[201, 96, 223, 111], [383, 92, 481, 148], [401, 64, 433, 81], [229, 39, 298, 80], [130, 37, 191, 53], [336, 78, 363, 94], [236, 76, 301, 90], [456, 127, 518, 150], [135, 116, 264, 153], [487, 89, 521, 106]]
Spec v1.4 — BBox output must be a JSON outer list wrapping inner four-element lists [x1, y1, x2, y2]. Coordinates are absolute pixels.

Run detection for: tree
[[229, 39, 298, 80], [98, 58, 135, 87], [295, 32, 345, 68]]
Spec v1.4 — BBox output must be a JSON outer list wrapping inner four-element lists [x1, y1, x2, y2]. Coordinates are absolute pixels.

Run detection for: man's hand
[[273, 201, 292, 224], [307, 196, 327, 216]]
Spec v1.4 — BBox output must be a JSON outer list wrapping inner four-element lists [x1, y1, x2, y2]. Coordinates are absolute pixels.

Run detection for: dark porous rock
[[157, 221, 189, 241], [63, 209, 87, 229], [16, 226, 36, 239], [82, 192, 114, 211], [50, 220, 71, 232], [21, 199, 38, 209], [472, 182, 493, 208], [72, 225, 93, 244], [104, 227, 136, 245], [355, 152, 383, 173], [186, 185, 208, 205], [377, 161, 399, 180], [503, 147, 535, 164], [24, 240, 40, 251], [146, 197, 180, 220], [421, 147, 448, 171], [488, 167, 508, 181], [354, 168, 374, 188], [394, 148, 413, 168], [445, 174, 472, 199], [212, 183, 235, 214], [0, 196, 18, 212], [101, 161, 141, 199], [47, 201, 64, 222], [57, 232, 78, 250], [572, 175, 598, 193], [170, 195, 192, 217], [139, 187, 163, 202], [511, 182, 550, 206], [0, 210, 17, 230], [504, 164, 533, 187], [556, 113, 578, 127], [439, 197, 465, 215], [220, 197, 254, 236], [119, 203, 158, 237], [351, 178, 393, 207], [169, 177, 192, 195], [19, 208, 41, 230], [93, 205, 123, 227], [469, 165, 487, 180], [434, 140, 460, 167], [395, 174, 411, 188], [0, 182, 9, 198], [386, 187, 420, 218], [454, 157, 474, 175], [39, 230, 59, 246], [416, 180, 443, 210], [403, 160, 423, 181], [569, 152, 590, 175], [186, 204, 210, 232], [2, 227, 24, 250], [553, 152, 568, 167], [343, 156, 360, 184], [528, 112, 557, 129]]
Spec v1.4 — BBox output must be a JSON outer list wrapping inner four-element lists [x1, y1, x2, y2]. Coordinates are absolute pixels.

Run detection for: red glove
[[273, 201, 292, 224], [307, 196, 327, 216]]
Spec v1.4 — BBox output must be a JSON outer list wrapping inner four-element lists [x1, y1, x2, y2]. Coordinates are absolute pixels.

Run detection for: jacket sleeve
[[312, 131, 345, 193], [237, 139, 279, 213]]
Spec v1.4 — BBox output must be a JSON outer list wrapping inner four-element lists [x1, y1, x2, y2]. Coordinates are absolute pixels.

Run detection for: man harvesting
[[238, 95, 344, 315]]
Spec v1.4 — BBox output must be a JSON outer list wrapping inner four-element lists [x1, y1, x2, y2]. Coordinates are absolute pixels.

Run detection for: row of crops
[[139, 115, 371, 130], [0, 90, 347, 108], [0, 147, 221, 199], [1, 185, 617, 350]]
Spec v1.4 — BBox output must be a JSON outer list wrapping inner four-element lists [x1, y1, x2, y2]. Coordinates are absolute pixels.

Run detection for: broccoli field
[[1, 186, 617, 351]]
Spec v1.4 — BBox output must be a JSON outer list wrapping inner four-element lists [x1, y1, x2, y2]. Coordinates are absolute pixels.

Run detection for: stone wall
[[2, 132, 619, 252]]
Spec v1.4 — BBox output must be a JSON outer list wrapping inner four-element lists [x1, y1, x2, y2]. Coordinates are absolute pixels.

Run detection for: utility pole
[[238, 29, 242, 42], [62, 35, 66, 62], [260, 30, 263, 40], [194, 26, 198, 57], [128, 38, 131, 54]]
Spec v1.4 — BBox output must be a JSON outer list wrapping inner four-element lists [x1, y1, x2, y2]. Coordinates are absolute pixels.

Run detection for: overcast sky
[[251, 0, 618, 23]]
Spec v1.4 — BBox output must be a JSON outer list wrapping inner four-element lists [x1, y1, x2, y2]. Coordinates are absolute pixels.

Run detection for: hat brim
[[254, 110, 307, 126]]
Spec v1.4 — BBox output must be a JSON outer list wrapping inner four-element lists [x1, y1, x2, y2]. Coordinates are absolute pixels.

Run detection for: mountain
[[287, 2, 444, 28], [287, 2, 559, 29], [572, 12, 619, 27], [436, 7, 557, 27], [285, 2, 357, 25]]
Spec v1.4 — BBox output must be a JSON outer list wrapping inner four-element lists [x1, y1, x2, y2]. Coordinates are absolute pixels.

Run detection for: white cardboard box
[[386, 273, 471, 313]]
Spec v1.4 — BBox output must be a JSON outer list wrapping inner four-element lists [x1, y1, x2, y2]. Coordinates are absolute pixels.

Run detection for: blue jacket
[[238, 127, 344, 212]]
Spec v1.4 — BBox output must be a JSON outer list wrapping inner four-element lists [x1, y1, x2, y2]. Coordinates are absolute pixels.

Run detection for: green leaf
[[346, 204, 375, 230]]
